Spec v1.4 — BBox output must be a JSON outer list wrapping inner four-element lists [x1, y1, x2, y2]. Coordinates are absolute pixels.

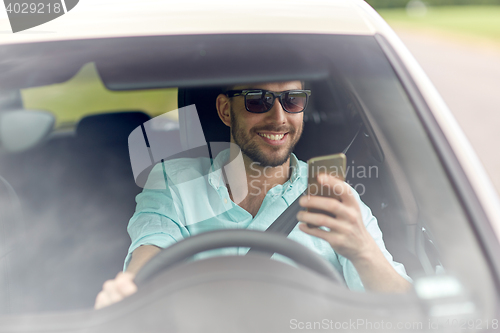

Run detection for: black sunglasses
[[226, 89, 312, 114]]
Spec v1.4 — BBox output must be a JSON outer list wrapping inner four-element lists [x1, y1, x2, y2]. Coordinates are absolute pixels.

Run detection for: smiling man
[[217, 82, 307, 217], [95, 81, 411, 309]]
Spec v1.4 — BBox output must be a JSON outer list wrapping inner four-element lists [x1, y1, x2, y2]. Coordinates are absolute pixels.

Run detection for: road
[[394, 29, 500, 195]]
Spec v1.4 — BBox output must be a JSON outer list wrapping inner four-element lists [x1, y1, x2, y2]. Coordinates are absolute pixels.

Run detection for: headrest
[[76, 112, 150, 145], [177, 87, 230, 143]]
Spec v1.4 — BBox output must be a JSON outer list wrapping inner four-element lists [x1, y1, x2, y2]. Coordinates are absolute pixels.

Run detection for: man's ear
[[216, 93, 231, 127]]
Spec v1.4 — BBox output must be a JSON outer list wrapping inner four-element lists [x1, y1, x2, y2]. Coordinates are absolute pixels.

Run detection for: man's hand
[[297, 174, 411, 293], [297, 174, 379, 263], [94, 245, 161, 309], [94, 272, 137, 309]]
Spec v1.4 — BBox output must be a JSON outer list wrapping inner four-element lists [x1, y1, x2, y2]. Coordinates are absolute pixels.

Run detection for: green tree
[[365, 0, 500, 9]]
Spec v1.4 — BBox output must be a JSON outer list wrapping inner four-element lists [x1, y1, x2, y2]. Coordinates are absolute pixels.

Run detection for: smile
[[258, 133, 286, 141]]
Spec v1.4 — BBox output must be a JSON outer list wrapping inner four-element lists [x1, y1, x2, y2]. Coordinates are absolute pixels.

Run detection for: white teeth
[[259, 133, 284, 141]]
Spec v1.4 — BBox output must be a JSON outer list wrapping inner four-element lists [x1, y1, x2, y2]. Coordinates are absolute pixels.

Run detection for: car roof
[[0, 0, 384, 45]]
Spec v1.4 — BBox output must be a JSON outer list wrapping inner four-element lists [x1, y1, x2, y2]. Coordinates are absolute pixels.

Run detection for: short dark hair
[[224, 81, 305, 93]]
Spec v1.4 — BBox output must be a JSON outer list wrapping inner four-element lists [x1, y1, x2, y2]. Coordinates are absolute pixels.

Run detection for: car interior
[[0, 80, 437, 314]]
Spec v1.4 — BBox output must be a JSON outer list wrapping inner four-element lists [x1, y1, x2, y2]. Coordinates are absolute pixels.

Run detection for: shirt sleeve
[[123, 163, 188, 271], [339, 186, 413, 291]]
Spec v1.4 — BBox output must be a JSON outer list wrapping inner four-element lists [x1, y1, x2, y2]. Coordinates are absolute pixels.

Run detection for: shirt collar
[[289, 153, 302, 184], [208, 148, 303, 189], [207, 149, 229, 189]]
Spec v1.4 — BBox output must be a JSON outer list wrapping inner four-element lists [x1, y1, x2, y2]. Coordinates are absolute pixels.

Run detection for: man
[[95, 81, 411, 309]]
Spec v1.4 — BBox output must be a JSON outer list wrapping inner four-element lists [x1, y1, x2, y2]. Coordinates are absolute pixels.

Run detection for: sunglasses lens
[[246, 91, 274, 113], [283, 91, 307, 113]]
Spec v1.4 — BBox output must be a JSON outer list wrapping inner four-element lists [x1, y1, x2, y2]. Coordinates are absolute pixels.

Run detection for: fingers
[[314, 174, 358, 207], [297, 209, 345, 233], [298, 222, 346, 249], [94, 271, 137, 310], [297, 173, 370, 260], [299, 195, 355, 221]]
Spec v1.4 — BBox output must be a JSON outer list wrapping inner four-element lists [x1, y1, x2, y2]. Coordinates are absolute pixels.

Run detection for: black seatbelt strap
[[246, 190, 306, 257]]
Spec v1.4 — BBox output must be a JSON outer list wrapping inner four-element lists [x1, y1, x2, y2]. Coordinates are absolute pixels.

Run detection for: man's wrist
[[349, 242, 386, 271]]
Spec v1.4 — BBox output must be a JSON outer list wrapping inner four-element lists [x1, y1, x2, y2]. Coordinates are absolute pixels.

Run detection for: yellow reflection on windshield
[[21, 62, 178, 130]]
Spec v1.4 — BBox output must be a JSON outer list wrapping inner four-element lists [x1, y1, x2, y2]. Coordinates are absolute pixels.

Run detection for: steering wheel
[[134, 229, 345, 287]]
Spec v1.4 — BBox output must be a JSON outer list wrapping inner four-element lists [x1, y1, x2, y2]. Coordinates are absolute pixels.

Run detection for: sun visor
[[95, 34, 332, 91]]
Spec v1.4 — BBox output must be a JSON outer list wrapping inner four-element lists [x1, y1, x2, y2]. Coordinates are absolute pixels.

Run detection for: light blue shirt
[[125, 149, 410, 291]]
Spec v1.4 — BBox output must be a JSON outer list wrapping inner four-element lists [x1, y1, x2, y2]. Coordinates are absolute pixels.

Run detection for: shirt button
[[224, 198, 228, 204]]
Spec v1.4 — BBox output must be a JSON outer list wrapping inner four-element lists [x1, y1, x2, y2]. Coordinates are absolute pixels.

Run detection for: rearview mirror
[[0, 110, 55, 152]]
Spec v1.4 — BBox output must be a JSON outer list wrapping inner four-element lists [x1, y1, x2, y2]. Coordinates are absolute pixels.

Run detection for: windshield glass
[[0, 34, 494, 323]]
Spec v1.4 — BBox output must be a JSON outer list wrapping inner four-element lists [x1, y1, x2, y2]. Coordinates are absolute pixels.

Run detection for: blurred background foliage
[[367, 0, 500, 46], [366, 0, 500, 8]]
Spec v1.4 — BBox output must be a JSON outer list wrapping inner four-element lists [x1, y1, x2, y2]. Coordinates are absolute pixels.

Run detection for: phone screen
[[307, 153, 346, 197], [306, 153, 346, 227]]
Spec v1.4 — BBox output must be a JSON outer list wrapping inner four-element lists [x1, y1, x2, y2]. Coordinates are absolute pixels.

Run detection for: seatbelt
[[246, 190, 306, 257]]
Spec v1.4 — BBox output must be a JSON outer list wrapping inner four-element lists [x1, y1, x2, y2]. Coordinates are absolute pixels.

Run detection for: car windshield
[[0, 34, 495, 325]]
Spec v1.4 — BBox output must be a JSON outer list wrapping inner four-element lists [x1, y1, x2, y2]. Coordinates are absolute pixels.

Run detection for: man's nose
[[266, 99, 287, 124]]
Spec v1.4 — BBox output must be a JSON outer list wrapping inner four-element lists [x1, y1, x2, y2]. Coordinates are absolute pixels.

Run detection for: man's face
[[228, 81, 304, 167]]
